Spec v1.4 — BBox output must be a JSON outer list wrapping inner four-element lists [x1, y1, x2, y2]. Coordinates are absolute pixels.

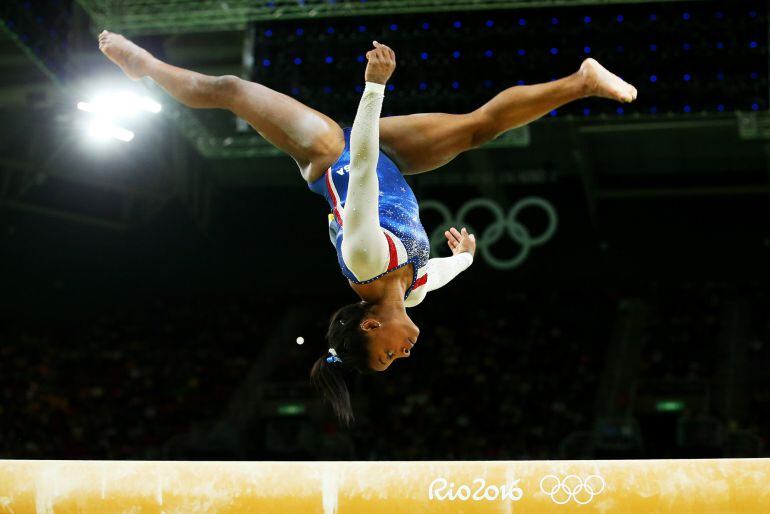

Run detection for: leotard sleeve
[[424, 252, 474, 293], [340, 82, 390, 281], [404, 252, 474, 307]]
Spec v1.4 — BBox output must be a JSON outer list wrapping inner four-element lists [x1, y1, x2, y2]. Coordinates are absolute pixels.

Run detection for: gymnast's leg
[[98, 31, 344, 183], [379, 58, 637, 175]]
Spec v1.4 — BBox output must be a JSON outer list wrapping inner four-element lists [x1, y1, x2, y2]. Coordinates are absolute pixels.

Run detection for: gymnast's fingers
[[378, 43, 395, 61]]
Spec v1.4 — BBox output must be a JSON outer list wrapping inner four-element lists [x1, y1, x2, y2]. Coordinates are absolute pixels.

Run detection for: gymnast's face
[[361, 310, 419, 372]]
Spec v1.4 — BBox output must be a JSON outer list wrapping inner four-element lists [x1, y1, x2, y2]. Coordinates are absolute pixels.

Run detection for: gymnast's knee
[[303, 127, 346, 181], [205, 75, 242, 106]]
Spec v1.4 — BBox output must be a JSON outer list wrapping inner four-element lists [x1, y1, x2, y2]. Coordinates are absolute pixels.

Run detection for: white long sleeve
[[340, 82, 390, 281], [403, 252, 473, 308], [425, 252, 474, 292]]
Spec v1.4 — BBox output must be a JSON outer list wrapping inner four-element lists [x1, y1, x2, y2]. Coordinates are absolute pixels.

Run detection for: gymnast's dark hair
[[310, 301, 375, 425]]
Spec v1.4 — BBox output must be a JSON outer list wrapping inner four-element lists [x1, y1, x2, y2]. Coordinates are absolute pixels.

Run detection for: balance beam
[[0, 459, 768, 513]]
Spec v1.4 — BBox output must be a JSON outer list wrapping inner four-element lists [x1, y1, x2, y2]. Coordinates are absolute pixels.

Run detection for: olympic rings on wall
[[420, 197, 558, 270], [539, 474, 606, 505]]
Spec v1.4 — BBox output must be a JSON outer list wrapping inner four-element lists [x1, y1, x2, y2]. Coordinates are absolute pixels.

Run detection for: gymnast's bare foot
[[579, 58, 638, 103], [98, 30, 153, 80]]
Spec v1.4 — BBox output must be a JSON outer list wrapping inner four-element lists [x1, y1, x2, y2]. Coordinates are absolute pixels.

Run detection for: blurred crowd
[[635, 281, 767, 456], [1, 281, 768, 460], [0, 298, 276, 459], [0, 288, 610, 460], [351, 289, 611, 460], [747, 288, 770, 447], [640, 282, 724, 383]]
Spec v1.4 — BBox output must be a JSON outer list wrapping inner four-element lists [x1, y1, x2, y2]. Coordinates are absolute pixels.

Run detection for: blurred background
[[0, 0, 769, 460]]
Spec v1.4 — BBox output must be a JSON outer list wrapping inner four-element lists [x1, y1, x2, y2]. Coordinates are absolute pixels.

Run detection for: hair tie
[[326, 347, 342, 364]]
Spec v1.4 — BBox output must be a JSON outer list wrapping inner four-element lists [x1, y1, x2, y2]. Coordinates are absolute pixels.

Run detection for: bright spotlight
[[77, 92, 161, 117], [87, 119, 135, 143], [87, 119, 110, 141], [77, 101, 96, 113], [77, 89, 159, 144], [107, 124, 135, 142]]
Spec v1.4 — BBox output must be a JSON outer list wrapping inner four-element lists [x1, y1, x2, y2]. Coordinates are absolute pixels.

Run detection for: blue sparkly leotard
[[309, 127, 430, 300]]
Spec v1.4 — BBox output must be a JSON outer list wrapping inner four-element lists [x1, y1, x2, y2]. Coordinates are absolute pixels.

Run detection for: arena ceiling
[[0, 0, 768, 232], [77, 0, 696, 35]]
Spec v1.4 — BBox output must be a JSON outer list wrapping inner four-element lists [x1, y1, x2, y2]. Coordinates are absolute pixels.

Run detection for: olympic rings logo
[[539, 474, 606, 505], [420, 197, 558, 270]]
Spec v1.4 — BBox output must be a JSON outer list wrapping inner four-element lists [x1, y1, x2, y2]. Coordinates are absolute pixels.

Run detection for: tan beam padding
[[0, 458, 768, 513]]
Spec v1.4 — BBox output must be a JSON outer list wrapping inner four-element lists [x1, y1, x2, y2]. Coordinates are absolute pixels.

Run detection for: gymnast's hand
[[365, 41, 396, 85], [444, 227, 476, 258]]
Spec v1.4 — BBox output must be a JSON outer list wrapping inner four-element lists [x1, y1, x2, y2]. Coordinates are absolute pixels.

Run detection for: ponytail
[[310, 301, 374, 425]]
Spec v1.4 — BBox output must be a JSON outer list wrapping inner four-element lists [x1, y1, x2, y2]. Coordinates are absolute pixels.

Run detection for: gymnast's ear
[[360, 318, 382, 332]]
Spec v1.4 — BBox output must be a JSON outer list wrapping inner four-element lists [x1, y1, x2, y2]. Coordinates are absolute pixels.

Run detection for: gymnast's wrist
[[365, 82, 386, 94], [457, 251, 474, 267]]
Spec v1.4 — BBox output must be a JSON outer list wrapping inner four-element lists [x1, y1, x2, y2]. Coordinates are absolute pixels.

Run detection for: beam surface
[[0, 458, 768, 513]]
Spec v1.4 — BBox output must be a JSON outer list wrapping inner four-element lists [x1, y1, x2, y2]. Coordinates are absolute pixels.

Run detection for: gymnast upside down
[[99, 31, 637, 423]]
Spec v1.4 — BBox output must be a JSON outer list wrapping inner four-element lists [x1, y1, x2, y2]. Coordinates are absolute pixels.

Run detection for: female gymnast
[[99, 31, 637, 423]]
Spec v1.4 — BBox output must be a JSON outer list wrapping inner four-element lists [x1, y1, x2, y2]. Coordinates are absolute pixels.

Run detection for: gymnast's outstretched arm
[[425, 252, 474, 293], [340, 43, 396, 281], [405, 227, 475, 307]]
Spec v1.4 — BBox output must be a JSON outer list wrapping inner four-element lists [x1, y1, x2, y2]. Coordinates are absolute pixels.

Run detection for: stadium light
[[86, 118, 135, 143], [77, 91, 160, 144], [77, 92, 161, 117]]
